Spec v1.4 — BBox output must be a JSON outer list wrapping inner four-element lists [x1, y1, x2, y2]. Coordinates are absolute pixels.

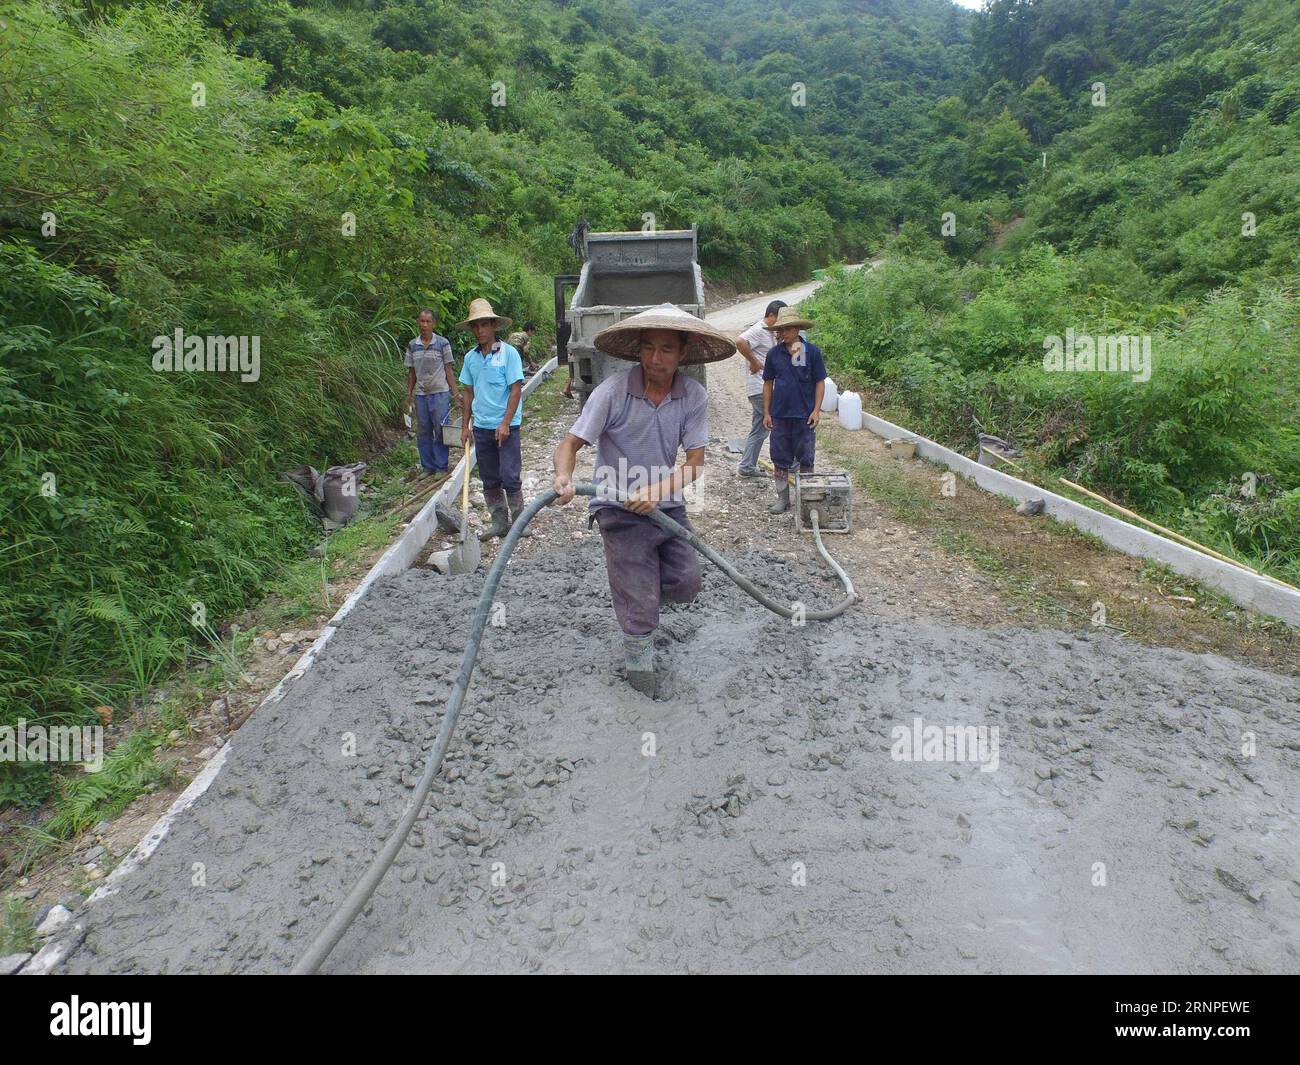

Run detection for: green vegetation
[[2, 894, 38, 954], [809, 0, 1300, 586]]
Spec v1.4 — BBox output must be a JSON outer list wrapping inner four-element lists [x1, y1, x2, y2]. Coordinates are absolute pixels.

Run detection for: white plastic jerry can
[[821, 376, 839, 412], [837, 390, 863, 430]]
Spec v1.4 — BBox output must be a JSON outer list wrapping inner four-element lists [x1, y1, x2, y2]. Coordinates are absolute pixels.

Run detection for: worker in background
[[457, 298, 526, 539], [734, 299, 786, 478], [762, 306, 826, 514], [405, 308, 458, 476], [552, 304, 735, 695], [508, 321, 538, 372], [559, 317, 576, 399]]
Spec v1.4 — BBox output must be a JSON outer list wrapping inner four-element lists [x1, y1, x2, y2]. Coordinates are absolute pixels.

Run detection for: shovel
[[447, 449, 481, 575]]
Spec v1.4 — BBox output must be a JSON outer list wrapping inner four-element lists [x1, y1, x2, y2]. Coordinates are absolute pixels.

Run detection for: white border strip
[[21, 358, 561, 973], [857, 410, 1300, 627], [20, 746, 232, 975]]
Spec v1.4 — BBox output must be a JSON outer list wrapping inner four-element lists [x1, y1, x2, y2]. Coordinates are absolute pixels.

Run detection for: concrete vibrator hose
[[292, 481, 855, 974]]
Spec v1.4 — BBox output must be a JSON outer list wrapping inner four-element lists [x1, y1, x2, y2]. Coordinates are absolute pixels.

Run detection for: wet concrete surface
[[54, 529, 1300, 974], [49, 278, 1300, 974]]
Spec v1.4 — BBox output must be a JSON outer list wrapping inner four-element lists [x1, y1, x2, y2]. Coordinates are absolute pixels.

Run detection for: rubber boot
[[506, 489, 531, 537], [623, 632, 656, 696], [768, 482, 790, 514], [479, 487, 510, 540]]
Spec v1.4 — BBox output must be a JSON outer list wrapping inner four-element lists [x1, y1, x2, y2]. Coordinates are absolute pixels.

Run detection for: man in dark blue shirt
[[762, 307, 826, 514]]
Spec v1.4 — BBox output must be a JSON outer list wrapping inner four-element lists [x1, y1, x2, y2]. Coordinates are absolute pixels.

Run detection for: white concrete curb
[[20, 357, 561, 974], [857, 410, 1300, 627]]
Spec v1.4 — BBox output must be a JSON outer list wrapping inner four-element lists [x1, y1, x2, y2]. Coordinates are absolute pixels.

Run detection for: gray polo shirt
[[569, 364, 709, 512], [405, 333, 454, 394]]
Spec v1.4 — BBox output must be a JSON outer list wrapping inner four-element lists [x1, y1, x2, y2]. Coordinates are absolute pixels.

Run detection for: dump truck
[[555, 226, 706, 407]]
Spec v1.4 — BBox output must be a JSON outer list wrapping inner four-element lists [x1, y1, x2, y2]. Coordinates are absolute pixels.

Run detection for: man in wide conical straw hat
[[456, 297, 527, 539], [552, 303, 735, 696]]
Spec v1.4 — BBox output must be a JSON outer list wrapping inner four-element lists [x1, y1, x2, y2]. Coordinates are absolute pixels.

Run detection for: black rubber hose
[[291, 482, 855, 973]]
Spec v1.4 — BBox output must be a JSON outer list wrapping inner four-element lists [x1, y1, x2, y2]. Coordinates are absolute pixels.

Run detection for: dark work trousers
[[769, 417, 816, 482], [593, 505, 702, 635], [472, 425, 522, 493]]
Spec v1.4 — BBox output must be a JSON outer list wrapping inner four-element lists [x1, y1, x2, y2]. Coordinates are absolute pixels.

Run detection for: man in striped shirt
[[404, 309, 458, 474], [552, 304, 736, 696]]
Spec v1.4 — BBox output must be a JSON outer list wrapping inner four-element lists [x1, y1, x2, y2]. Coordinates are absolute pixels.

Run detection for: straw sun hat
[[455, 297, 512, 331], [766, 306, 814, 332], [593, 303, 737, 365]]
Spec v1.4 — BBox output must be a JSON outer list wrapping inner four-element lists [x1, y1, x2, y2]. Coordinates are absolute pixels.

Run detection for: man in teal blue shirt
[[457, 298, 525, 539]]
